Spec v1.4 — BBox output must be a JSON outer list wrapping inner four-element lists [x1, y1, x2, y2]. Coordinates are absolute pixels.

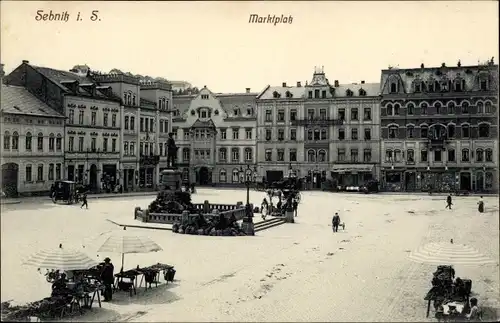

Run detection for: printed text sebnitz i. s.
[[35, 10, 100, 22], [249, 14, 293, 26]]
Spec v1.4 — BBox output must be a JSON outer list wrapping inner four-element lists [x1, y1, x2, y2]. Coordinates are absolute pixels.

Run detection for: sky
[[1, 1, 498, 93]]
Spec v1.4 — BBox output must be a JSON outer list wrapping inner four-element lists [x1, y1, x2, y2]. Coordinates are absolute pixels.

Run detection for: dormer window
[[358, 88, 366, 96], [273, 91, 280, 98], [247, 108, 254, 116], [414, 82, 421, 93], [346, 89, 353, 97], [480, 79, 488, 91], [390, 82, 398, 93], [201, 110, 207, 118], [434, 81, 441, 92], [454, 79, 465, 92], [233, 108, 240, 116], [201, 94, 209, 99], [285, 91, 293, 98]]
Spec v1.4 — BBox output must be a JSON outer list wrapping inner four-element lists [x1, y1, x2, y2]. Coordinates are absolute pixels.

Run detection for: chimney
[[246, 88, 250, 93], [361, 80, 365, 84], [22, 60, 29, 64], [297, 81, 301, 87], [334, 80, 339, 87], [282, 82, 287, 87]]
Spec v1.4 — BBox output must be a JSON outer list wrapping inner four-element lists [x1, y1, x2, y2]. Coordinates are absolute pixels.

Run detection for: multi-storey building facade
[[93, 70, 173, 191], [1, 82, 66, 196], [256, 67, 381, 188], [380, 61, 498, 192], [172, 86, 257, 185], [4, 61, 123, 192]]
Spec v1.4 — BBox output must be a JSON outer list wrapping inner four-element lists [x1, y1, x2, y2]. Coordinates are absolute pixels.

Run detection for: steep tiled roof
[[257, 83, 380, 99], [334, 83, 380, 97], [1, 84, 65, 118], [258, 86, 306, 100]]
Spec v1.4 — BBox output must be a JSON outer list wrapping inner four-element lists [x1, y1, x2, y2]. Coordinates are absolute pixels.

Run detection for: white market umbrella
[[409, 240, 496, 266], [23, 243, 99, 271], [95, 227, 162, 270]]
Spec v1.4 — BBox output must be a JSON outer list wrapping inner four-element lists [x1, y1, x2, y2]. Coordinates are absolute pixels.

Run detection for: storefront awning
[[331, 164, 374, 173]]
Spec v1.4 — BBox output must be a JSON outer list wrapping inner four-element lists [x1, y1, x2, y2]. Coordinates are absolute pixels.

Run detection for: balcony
[[139, 155, 160, 166], [426, 138, 448, 150], [291, 118, 344, 126]]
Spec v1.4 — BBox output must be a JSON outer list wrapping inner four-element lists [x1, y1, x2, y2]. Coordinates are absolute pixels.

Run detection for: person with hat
[[100, 257, 114, 301], [332, 212, 341, 233]]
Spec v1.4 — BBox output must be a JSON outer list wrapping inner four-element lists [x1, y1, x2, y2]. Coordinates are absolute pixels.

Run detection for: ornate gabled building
[[92, 69, 173, 191], [3, 61, 122, 193], [256, 67, 381, 188], [172, 86, 257, 185], [379, 60, 498, 192]]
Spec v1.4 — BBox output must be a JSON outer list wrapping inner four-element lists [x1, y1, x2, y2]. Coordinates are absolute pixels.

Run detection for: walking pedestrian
[[332, 212, 341, 233], [80, 192, 88, 209], [100, 257, 114, 301], [292, 199, 298, 217], [477, 196, 484, 213], [445, 195, 453, 209]]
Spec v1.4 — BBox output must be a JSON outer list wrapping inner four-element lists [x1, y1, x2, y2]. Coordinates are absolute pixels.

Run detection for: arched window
[[390, 82, 398, 93], [477, 102, 484, 113], [25, 132, 32, 151], [461, 124, 470, 138], [219, 169, 227, 183], [388, 125, 399, 139], [447, 124, 455, 138], [307, 149, 316, 162], [307, 129, 313, 140], [421, 102, 428, 114], [48, 133, 55, 151], [485, 149, 493, 162], [320, 129, 327, 140], [435, 102, 442, 114], [3, 131, 10, 150], [318, 150, 326, 162], [461, 148, 470, 162], [393, 103, 400, 115], [56, 133, 62, 151], [232, 169, 240, 183], [219, 148, 227, 161], [461, 101, 469, 114], [48, 163, 55, 180], [245, 148, 252, 161], [385, 149, 393, 162], [37, 132, 44, 151], [11, 131, 19, 150], [420, 124, 429, 138], [406, 125, 415, 138], [485, 101, 493, 113], [407, 103, 415, 115], [386, 104, 393, 116], [447, 102, 455, 114], [125, 116, 129, 130], [478, 123, 490, 138], [394, 149, 402, 162], [407, 149, 415, 163], [476, 149, 484, 162]]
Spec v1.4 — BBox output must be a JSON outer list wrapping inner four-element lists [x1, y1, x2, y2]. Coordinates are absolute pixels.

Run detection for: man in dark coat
[[100, 257, 115, 301], [445, 195, 453, 209], [80, 192, 88, 209], [292, 199, 298, 217], [332, 212, 341, 233]]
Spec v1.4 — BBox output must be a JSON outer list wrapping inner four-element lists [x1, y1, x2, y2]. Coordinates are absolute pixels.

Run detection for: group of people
[[444, 195, 486, 213], [260, 196, 299, 220]]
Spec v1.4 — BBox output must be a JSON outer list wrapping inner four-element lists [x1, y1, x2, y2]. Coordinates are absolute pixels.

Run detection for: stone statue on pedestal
[[166, 132, 178, 168]]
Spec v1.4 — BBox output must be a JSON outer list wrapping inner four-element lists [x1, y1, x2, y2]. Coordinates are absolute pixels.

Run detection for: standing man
[[80, 192, 88, 209], [445, 195, 453, 209], [332, 212, 341, 233], [100, 257, 114, 301], [292, 198, 298, 217], [166, 132, 178, 168]]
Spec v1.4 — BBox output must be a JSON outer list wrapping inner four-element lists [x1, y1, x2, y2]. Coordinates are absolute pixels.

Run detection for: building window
[[149, 119, 154, 132], [129, 142, 135, 155], [363, 108, 372, 120], [37, 164, 43, 181], [111, 114, 116, 127], [56, 135, 62, 151], [277, 110, 285, 122], [393, 104, 400, 115], [350, 149, 359, 162], [26, 165, 32, 182], [112, 139, 116, 152], [91, 112, 97, 126], [69, 110, 75, 124], [265, 129, 272, 141], [414, 82, 421, 93], [421, 125, 428, 138], [307, 129, 313, 140], [363, 128, 371, 140], [478, 124, 490, 138], [461, 124, 470, 138], [290, 110, 297, 121], [447, 102, 455, 114], [140, 118, 144, 132], [245, 148, 253, 161], [308, 109, 315, 120], [435, 102, 442, 114], [201, 94, 209, 100], [48, 164, 54, 180], [461, 101, 469, 114], [278, 129, 285, 141], [158, 143, 163, 156], [48, 134, 54, 151], [91, 138, 96, 152], [485, 149, 493, 162], [308, 91, 312, 99], [307, 149, 316, 162], [181, 148, 189, 162], [277, 149, 284, 161], [476, 149, 484, 162], [351, 108, 359, 121], [338, 149, 346, 162], [314, 129, 320, 140], [320, 129, 327, 140], [351, 128, 358, 140], [232, 128, 239, 140], [25, 132, 32, 150], [388, 125, 399, 139], [477, 102, 484, 113], [265, 149, 272, 161], [479, 79, 488, 91], [394, 149, 402, 162], [11, 132, 19, 150], [220, 129, 226, 140], [124, 142, 129, 155], [447, 124, 455, 138], [37, 133, 44, 151], [461, 149, 470, 162], [390, 82, 398, 93], [434, 150, 442, 162], [265, 110, 272, 122], [407, 149, 415, 163], [130, 117, 135, 131], [56, 164, 61, 180], [421, 150, 428, 162], [289, 149, 297, 162], [338, 129, 345, 140], [219, 170, 227, 182], [421, 103, 428, 114], [290, 129, 297, 141], [232, 169, 239, 183], [485, 102, 493, 113], [319, 109, 327, 120], [407, 125, 414, 138], [314, 89, 320, 98], [245, 129, 252, 139], [68, 137, 74, 152], [363, 149, 372, 162], [447, 149, 455, 162], [78, 111, 84, 125], [231, 148, 239, 162], [407, 103, 414, 115], [3, 131, 10, 150], [386, 104, 393, 116], [318, 150, 326, 162], [78, 137, 84, 152]]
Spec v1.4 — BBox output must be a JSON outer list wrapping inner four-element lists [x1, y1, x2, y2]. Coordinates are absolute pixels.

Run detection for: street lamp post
[[239, 164, 258, 236]]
